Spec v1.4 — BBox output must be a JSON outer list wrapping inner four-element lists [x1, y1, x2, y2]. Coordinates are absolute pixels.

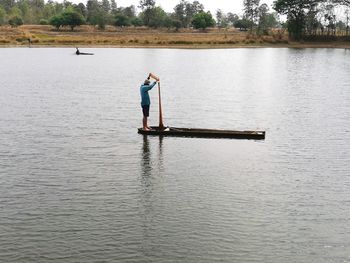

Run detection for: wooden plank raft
[[138, 126, 265, 140]]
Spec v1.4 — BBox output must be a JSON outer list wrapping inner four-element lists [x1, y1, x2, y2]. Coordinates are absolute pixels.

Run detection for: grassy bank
[[1, 25, 350, 48]]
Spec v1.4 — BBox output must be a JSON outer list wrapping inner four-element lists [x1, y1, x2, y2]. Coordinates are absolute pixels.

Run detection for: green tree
[[42, 1, 57, 20], [95, 11, 108, 29], [86, 0, 108, 29], [216, 9, 228, 28], [29, 0, 45, 23], [114, 12, 130, 26], [173, 0, 204, 28], [265, 12, 279, 28], [16, 0, 33, 24], [52, 2, 64, 17], [192, 11, 215, 29], [0, 0, 15, 12], [243, 0, 260, 32], [324, 4, 336, 35], [0, 6, 7, 25], [86, 0, 99, 23], [304, 8, 318, 35], [101, 0, 110, 13], [171, 17, 182, 30], [173, 0, 186, 27], [139, 0, 155, 26], [74, 3, 87, 18], [110, 0, 117, 13], [148, 6, 168, 27], [336, 20, 346, 31], [257, 3, 269, 34], [121, 5, 136, 18], [8, 6, 22, 17], [234, 18, 250, 31], [346, 8, 349, 35], [185, 0, 204, 26], [49, 14, 62, 29], [273, 0, 319, 40], [61, 9, 85, 30], [227, 12, 239, 26]]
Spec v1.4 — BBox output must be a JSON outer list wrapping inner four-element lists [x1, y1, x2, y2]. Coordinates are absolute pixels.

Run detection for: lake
[[0, 47, 350, 262]]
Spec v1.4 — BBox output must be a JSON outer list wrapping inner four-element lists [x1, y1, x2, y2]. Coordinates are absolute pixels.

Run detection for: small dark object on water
[[138, 126, 265, 140], [76, 47, 94, 55]]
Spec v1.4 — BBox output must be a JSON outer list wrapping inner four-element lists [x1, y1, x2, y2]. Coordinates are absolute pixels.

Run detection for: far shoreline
[[1, 43, 350, 49], [1, 25, 350, 49]]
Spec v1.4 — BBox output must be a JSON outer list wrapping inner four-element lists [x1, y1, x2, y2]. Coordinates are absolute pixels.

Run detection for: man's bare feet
[[143, 127, 151, 131]]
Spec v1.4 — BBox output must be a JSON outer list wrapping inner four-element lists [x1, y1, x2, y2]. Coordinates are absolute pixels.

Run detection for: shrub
[[16, 38, 27, 42], [39, 19, 49, 25], [8, 16, 23, 27], [171, 19, 182, 31], [130, 17, 143, 27], [114, 13, 130, 27]]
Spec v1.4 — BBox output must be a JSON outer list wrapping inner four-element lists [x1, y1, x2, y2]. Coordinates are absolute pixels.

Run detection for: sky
[[71, 0, 275, 15]]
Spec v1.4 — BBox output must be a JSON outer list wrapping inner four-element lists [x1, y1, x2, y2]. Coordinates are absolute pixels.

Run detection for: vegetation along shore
[[1, 25, 350, 48], [1, 0, 350, 48]]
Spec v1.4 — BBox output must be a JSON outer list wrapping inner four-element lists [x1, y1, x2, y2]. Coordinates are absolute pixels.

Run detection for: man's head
[[144, 79, 150, 85]]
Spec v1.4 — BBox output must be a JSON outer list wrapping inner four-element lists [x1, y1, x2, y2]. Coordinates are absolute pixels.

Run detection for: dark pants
[[142, 105, 150, 117]]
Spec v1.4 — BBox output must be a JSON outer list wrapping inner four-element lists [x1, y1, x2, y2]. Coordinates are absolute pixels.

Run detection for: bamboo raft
[[138, 126, 265, 140]]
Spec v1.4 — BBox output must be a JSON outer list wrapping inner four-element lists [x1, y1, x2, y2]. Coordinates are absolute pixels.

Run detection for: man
[[140, 75, 158, 131]]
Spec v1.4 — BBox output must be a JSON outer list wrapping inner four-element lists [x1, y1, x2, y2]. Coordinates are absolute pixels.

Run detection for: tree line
[[0, 0, 216, 30], [0, 0, 349, 39], [273, 0, 350, 39]]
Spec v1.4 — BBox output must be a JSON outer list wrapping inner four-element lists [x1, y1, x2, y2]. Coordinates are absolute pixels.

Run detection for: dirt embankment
[[1, 25, 350, 48]]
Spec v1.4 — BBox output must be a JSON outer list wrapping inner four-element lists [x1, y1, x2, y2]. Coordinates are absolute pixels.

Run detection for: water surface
[[0, 48, 350, 262]]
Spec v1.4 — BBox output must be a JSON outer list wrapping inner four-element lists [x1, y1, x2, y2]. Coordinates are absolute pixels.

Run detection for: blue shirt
[[140, 82, 156, 106]]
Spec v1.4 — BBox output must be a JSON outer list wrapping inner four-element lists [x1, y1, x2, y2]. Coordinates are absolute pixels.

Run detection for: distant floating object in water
[[138, 126, 266, 140], [75, 48, 94, 55]]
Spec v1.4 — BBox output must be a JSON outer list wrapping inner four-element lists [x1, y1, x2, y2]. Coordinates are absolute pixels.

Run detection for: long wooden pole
[[148, 73, 164, 129], [158, 81, 164, 129]]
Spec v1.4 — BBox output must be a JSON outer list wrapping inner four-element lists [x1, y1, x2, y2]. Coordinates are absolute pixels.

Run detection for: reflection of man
[[140, 74, 158, 131]]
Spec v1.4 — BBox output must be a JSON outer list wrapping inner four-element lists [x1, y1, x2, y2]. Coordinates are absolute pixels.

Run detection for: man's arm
[[144, 81, 157, 91]]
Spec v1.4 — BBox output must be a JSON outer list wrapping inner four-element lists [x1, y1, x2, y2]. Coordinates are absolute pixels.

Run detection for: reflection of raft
[[138, 126, 265, 140]]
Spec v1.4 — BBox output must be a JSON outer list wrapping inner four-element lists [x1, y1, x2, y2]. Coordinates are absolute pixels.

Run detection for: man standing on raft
[[140, 73, 159, 131]]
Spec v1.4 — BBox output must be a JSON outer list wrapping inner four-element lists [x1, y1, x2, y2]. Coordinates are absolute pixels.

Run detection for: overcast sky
[[74, 0, 275, 15]]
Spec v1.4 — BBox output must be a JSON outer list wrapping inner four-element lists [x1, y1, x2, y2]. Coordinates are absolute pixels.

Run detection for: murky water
[[0, 48, 350, 262]]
